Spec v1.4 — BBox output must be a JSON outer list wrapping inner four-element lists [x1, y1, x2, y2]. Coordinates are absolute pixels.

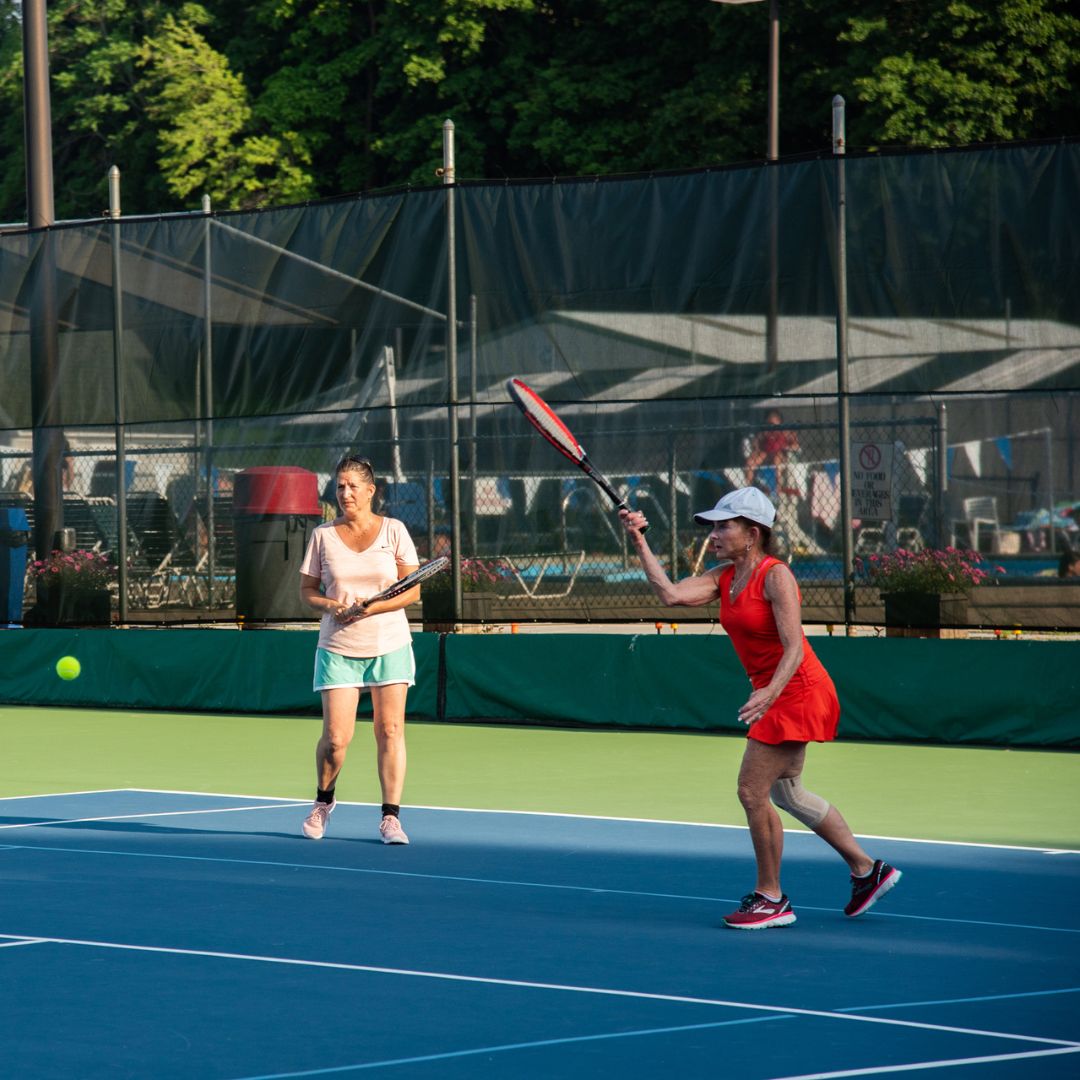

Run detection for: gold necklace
[[730, 554, 761, 598]]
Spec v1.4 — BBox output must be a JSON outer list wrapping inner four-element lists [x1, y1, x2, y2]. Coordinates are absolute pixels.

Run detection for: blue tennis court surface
[[2, 790, 1077, 1078]]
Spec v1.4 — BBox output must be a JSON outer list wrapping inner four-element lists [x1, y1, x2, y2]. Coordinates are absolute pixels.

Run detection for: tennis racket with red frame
[[506, 377, 646, 532], [344, 556, 449, 616]]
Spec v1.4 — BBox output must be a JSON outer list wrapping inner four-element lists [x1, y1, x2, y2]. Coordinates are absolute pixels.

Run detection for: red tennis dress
[[719, 556, 840, 745]]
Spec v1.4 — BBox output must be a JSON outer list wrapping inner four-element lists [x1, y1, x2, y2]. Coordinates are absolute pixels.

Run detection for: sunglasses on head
[[336, 456, 374, 476]]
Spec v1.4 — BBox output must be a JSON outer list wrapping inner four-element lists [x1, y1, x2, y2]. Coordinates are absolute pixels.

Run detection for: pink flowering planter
[[860, 547, 1002, 638], [25, 549, 117, 627]]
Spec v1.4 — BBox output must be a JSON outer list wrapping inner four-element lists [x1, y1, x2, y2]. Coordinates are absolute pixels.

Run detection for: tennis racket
[[506, 377, 647, 532], [345, 556, 449, 615]]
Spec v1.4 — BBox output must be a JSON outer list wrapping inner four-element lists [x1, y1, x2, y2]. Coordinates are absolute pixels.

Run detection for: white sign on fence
[[851, 441, 894, 521]]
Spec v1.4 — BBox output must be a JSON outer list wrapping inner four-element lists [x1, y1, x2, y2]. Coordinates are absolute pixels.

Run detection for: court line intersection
[[3, 789, 1077, 1077]]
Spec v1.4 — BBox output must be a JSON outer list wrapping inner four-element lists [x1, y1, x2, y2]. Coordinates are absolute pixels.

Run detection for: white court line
[[839, 986, 1080, 1013], [0, 938, 46, 949], [5, 791, 1075, 1075], [0, 789, 303, 806], [0, 802, 307, 831], [858, 910, 1080, 934], [232, 1044, 1080, 1080], [0, 788, 133, 802], [3, 843, 732, 905], [229, 997, 1080, 1079], [6, 840, 1078, 937], [9, 787, 1075, 856], [4, 790, 1077, 933], [231, 1016, 792, 1079], [0, 933, 1076, 1051], [123, 788, 1080, 856], [127, 788, 299, 803], [768, 1045, 1080, 1079]]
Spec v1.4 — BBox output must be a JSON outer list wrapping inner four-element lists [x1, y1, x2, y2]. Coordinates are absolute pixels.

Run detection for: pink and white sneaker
[[379, 814, 409, 845], [723, 892, 796, 930], [301, 800, 335, 840]]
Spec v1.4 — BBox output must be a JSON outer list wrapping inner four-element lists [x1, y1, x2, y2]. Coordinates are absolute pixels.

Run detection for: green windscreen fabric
[[442, 633, 751, 731], [812, 638, 1076, 747], [3, 142, 1074, 431], [2, 630, 1074, 748], [440, 634, 1078, 748], [0, 629, 440, 718]]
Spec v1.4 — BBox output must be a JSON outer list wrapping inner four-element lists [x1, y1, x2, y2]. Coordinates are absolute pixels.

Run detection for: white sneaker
[[379, 814, 409, 845], [302, 800, 335, 840]]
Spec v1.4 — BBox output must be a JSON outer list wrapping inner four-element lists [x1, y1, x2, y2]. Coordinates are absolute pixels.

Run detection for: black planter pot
[[421, 590, 494, 631], [883, 591, 968, 638], [35, 586, 112, 626]]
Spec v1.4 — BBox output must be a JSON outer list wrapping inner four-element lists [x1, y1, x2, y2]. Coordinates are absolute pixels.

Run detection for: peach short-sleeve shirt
[[299, 517, 418, 658]]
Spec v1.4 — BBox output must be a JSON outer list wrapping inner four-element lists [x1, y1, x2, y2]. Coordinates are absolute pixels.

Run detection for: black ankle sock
[[316, 788, 335, 805], [381, 803, 400, 818]]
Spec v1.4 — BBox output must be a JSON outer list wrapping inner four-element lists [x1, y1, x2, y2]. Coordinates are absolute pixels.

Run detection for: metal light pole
[[22, 0, 63, 563], [765, 0, 779, 372], [202, 193, 217, 611], [766, 0, 779, 162], [442, 120, 462, 622], [108, 166, 129, 622], [468, 292, 478, 557], [711, 0, 780, 370], [833, 95, 855, 630]]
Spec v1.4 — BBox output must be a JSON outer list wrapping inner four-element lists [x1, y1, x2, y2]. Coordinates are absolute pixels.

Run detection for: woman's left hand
[[332, 597, 366, 623], [738, 687, 775, 726]]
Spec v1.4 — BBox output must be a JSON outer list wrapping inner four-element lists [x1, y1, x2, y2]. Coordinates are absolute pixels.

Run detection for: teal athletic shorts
[[313, 642, 416, 692]]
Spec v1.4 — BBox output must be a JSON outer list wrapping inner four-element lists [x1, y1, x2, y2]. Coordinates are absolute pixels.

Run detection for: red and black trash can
[[233, 467, 321, 621]]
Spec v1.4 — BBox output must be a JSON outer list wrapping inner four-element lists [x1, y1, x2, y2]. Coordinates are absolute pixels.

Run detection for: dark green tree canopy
[[0, 0, 1076, 220]]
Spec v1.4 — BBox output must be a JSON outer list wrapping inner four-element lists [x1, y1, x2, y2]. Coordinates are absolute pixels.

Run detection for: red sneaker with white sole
[[845, 860, 902, 917], [723, 892, 796, 930]]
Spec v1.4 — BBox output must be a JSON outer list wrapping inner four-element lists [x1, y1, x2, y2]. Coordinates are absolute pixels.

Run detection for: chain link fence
[[5, 393, 1076, 629], [452, 408, 945, 626]]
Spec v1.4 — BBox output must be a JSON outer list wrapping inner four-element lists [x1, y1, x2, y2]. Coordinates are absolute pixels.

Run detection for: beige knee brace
[[770, 777, 830, 828]]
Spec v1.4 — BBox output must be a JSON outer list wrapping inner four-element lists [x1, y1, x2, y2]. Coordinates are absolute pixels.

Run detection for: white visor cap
[[694, 486, 777, 528]]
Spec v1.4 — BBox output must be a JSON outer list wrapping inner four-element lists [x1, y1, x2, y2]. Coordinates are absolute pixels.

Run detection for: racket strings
[[506, 375, 644, 530], [508, 380, 586, 463]]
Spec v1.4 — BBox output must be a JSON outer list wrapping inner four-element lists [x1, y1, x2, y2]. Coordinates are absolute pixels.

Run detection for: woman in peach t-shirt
[[297, 457, 420, 845]]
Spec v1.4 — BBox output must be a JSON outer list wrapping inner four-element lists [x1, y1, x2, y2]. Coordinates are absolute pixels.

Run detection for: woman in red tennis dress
[[620, 487, 901, 930]]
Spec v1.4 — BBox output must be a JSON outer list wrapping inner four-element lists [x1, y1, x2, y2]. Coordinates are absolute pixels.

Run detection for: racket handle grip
[[619, 503, 649, 535]]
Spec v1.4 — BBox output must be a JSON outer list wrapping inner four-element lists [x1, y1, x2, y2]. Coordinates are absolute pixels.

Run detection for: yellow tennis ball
[[56, 656, 81, 681]]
